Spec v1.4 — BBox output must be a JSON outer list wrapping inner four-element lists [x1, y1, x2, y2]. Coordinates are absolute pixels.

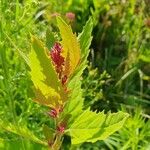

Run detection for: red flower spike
[[50, 42, 64, 68], [52, 42, 62, 53], [50, 42, 68, 87], [50, 42, 65, 81], [48, 108, 58, 118]]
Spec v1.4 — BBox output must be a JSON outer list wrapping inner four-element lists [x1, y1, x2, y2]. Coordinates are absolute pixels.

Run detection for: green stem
[[51, 134, 63, 150], [15, 0, 19, 20]]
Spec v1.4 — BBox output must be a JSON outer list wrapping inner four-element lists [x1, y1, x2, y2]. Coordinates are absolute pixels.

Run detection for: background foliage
[[0, 0, 150, 149]]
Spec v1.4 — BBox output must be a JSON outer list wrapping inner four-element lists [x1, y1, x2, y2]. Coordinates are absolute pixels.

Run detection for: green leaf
[[46, 28, 55, 50], [57, 17, 80, 76], [64, 69, 84, 124], [0, 120, 47, 146], [64, 18, 93, 121], [139, 50, 150, 63], [139, 54, 150, 63], [29, 36, 67, 107], [67, 110, 129, 144], [78, 17, 93, 60]]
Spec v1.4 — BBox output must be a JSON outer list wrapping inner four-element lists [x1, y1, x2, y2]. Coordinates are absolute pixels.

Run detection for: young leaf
[[64, 18, 93, 121], [67, 110, 129, 144], [57, 17, 80, 77], [29, 36, 67, 107]]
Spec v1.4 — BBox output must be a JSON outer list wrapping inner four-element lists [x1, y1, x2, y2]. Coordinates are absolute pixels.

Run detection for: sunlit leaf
[[78, 17, 93, 60], [29, 36, 67, 107], [139, 54, 150, 63], [57, 17, 80, 77], [67, 110, 129, 144], [64, 18, 93, 121]]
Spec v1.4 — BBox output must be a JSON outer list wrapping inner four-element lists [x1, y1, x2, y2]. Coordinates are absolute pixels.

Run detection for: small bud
[[65, 12, 75, 22], [62, 75, 67, 85], [58, 106, 63, 113], [57, 125, 65, 133]]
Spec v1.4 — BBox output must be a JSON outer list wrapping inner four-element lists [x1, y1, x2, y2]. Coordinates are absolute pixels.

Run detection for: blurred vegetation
[[0, 0, 150, 149]]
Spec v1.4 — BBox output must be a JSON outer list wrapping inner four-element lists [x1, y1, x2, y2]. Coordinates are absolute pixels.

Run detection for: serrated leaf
[[64, 18, 93, 121], [0, 120, 47, 146], [78, 17, 93, 60], [64, 71, 84, 123], [67, 110, 129, 144], [29, 36, 67, 107], [57, 17, 80, 76]]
